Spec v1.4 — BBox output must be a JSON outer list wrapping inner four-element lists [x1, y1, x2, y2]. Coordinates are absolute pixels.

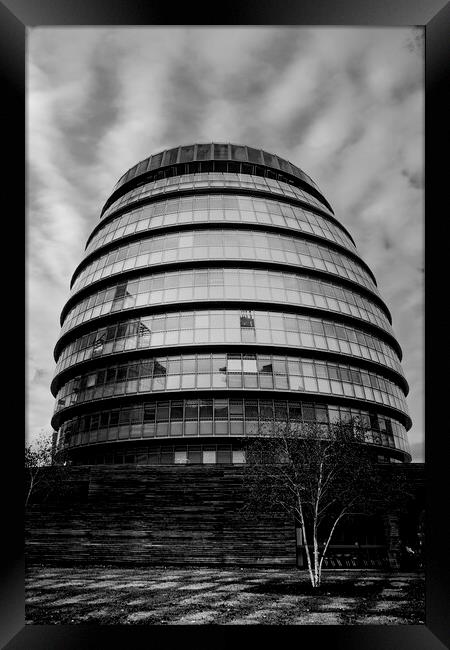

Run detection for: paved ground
[[25, 566, 425, 625]]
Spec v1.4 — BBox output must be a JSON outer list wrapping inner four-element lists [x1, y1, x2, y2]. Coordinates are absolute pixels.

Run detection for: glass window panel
[[272, 358, 286, 374], [217, 448, 232, 464], [182, 357, 196, 373], [156, 403, 169, 421], [272, 375, 287, 389], [174, 451, 188, 464], [289, 375, 303, 390], [187, 447, 202, 463], [227, 358, 242, 372], [212, 356, 227, 373], [160, 447, 173, 461], [185, 400, 198, 420], [214, 400, 228, 419], [242, 357, 258, 373], [256, 373, 272, 388], [166, 375, 180, 390], [242, 402, 257, 419], [197, 357, 211, 373], [230, 421, 244, 435], [181, 374, 196, 388], [304, 377, 318, 391], [331, 381, 344, 394], [170, 402, 184, 420], [302, 404, 315, 421], [328, 365, 340, 380], [228, 374, 243, 388], [179, 145, 194, 162], [260, 402, 273, 419], [243, 374, 258, 388], [229, 401, 244, 419], [196, 374, 211, 388], [203, 450, 216, 464], [196, 143, 212, 160], [232, 450, 245, 464]]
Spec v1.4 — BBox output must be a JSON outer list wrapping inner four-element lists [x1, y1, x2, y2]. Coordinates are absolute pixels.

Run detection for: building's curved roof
[[111, 142, 323, 197]]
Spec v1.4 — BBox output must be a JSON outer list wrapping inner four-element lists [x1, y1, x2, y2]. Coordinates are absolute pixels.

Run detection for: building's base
[[25, 464, 424, 569]]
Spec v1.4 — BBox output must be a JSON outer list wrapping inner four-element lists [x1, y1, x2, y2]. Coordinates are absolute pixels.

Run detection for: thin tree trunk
[[318, 510, 348, 580], [313, 523, 319, 587], [313, 463, 323, 588], [297, 498, 315, 587], [25, 475, 35, 507], [301, 521, 315, 588]]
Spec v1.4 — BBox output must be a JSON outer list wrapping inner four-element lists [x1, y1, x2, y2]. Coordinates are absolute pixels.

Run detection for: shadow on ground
[[246, 580, 387, 596], [25, 566, 425, 626]]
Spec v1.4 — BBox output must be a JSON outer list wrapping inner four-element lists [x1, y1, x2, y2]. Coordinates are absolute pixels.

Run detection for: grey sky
[[27, 27, 424, 460]]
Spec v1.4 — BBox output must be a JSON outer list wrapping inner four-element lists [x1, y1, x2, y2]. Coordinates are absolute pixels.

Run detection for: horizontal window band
[[59, 285, 394, 354], [74, 221, 372, 290], [69, 240, 379, 307], [52, 349, 408, 418], [64, 438, 411, 465], [51, 340, 408, 399], [67, 440, 251, 466], [78, 221, 363, 285], [52, 390, 411, 433], [102, 158, 332, 217], [68, 238, 380, 306], [60, 259, 391, 328], [60, 266, 394, 343], [91, 184, 351, 249], [56, 297, 398, 364], [53, 387, 410, 434], [96, 177, 337, 231], [108, 147, 324, 194]]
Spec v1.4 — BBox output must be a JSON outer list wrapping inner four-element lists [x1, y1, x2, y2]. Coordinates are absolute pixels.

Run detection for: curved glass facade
[[108, 143, 325, 202], [52, 143, 411, 463], [54, 311, 404, 378], [100, 173, 336, 223], [87, 192, 355, 257], [57, 398, 409, 460], [70, 229, 378, 297], [60, 269, 393, 338], [53, 351, 407, 420]]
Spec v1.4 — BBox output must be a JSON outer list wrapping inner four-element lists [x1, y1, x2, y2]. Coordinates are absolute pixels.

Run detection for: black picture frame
[[3, 0, 448, 648]]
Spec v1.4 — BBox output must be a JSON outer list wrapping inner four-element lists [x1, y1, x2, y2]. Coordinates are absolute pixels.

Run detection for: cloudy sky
[[27, 27, 424, 461]]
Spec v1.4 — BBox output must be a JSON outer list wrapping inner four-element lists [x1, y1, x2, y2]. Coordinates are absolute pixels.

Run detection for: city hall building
[[51, 143, 411, 466], [37, 144, 420, 567]]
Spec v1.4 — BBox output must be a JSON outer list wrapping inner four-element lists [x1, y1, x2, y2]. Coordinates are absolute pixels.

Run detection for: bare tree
[[25, 430, 67, 507], [243, 418, 408, 588]]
